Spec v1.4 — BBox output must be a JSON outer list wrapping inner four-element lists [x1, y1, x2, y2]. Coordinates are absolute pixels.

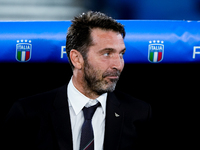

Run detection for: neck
[[72, 75, 100, 100]]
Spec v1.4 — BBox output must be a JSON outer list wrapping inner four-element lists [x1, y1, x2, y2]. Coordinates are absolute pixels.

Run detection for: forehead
[[90, 28, 125, 48]]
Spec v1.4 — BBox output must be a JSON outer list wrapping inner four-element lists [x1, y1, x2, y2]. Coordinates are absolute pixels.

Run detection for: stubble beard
[[83, 60, 121, 96]]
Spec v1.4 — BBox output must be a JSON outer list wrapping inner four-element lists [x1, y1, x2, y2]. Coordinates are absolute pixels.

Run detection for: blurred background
[[0, 0, 200, 20], [1, 0, 199, 149]]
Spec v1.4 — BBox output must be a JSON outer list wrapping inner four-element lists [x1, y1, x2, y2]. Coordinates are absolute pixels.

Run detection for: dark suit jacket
[[3, 84, 152, 150]]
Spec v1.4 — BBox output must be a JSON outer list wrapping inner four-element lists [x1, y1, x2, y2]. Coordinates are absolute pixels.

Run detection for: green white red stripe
[[82, 140, 94, 150], [17, 50, 30, 62], [149, 50, 163, 62]]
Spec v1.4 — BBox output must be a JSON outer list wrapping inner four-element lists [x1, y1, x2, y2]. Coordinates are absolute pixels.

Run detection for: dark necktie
[[80, 102, 100, 150]]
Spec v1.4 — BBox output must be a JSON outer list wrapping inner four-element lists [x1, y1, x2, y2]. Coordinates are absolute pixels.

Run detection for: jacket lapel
[[50, 85, 73, 150], [49, 85, 124, 150], [104, 92, 124, 150]]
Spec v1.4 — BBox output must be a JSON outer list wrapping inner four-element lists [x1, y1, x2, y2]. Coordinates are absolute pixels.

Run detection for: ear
[[70, 49, 84, 70]]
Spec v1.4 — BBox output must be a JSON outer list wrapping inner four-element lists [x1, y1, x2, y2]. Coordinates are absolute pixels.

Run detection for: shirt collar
[[67, 77, 107, 115]]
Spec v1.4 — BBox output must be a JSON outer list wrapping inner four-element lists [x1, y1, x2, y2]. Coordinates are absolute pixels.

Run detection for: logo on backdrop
[[148, 40, 164, 63], [16, 40, 32, 62]]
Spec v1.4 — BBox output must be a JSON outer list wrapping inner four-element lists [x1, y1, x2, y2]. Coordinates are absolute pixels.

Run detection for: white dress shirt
[[67, 77, 107, 150]]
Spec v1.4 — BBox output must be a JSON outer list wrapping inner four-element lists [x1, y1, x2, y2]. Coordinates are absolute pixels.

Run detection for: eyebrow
[[99, 47, 126, 53], [121, 48, 126, 53]]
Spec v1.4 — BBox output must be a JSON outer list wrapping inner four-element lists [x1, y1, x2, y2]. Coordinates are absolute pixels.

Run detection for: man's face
[[83, 28, 126, 95]]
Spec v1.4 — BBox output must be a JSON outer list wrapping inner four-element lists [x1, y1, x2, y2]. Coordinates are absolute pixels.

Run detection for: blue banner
[[0, 20, 200, 63]]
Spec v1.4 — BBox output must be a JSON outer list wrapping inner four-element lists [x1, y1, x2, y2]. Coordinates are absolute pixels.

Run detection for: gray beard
[[83, 60, 120, 95]]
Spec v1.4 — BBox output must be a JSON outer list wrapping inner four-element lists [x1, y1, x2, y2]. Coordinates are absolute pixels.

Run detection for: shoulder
[[113, 90, 150, 108], [13, 84, 67, 114], [18, 86, 61, 104], [112, 90, 152, 121]]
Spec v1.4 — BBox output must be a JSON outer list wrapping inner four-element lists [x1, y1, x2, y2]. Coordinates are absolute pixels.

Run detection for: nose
[[111, 54, 124, 71]]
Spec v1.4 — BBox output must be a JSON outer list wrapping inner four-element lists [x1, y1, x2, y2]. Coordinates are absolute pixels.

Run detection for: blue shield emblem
[[148, 40, 164, 63], [16, 40, 32, 62]]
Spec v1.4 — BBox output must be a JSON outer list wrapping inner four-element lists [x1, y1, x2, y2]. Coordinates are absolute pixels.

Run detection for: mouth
[[105, 76, 119, 80], [102, 70, 121, 81]]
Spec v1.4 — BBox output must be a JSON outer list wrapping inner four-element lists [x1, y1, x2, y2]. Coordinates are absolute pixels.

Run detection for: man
[[3, 11, 152, 150]]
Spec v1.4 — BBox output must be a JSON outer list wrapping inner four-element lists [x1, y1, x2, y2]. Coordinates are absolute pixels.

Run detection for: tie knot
[[82, 102, 100, 120]]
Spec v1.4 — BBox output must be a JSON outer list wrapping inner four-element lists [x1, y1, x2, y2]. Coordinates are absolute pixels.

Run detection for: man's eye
[[120, 52, 125, 57], [103, 53, 109, 56]]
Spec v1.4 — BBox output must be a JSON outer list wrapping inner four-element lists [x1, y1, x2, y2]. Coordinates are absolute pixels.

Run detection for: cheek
[[121, 60, 125, 71], [87, 55, 108, 74], [84, 59, 104, 79]]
